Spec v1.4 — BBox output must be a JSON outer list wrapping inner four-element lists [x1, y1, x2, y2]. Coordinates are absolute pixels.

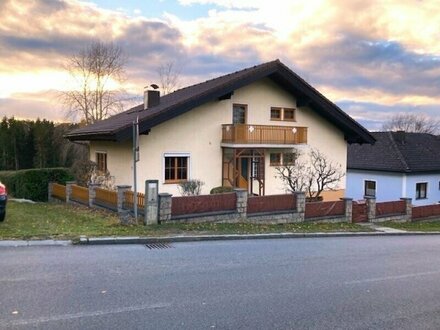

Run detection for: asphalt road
[[2, 236, 440, 329]]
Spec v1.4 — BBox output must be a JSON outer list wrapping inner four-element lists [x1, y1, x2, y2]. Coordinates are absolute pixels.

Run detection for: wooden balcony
[[222, 124, 307, 145]]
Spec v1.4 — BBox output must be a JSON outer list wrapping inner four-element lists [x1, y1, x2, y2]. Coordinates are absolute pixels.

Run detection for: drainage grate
[[145, 242, 173, 250]]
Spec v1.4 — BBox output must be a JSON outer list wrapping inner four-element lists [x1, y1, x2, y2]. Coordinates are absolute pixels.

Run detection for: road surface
[[2, 236, 440, 329]]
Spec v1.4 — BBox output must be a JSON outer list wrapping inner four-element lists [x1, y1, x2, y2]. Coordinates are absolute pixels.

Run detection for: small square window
[[416, 182, 427, 199], [270, 153, 281, 166], [283, 108, 295, 121], [364, 180, 376, 197], [270, 107, 282, 120]]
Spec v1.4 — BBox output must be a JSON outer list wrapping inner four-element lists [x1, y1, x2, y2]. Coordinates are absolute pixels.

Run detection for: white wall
[[347, 169, 440, 206], [346, 169, 403, 201], [90, 78, 348, 196], [406, 173, 440, 206]]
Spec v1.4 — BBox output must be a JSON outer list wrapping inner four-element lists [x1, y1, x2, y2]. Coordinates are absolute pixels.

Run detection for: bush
[[178, 179, 204, 196], [210, 186, 234, 194], [0, 168, 74, 202]]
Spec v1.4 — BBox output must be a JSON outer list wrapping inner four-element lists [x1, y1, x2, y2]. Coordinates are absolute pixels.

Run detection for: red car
[[0, 182, 7, 222]]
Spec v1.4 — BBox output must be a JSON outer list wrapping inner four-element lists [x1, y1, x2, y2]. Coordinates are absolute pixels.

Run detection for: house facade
[[347, 131, 440, 206], [67, 60, 374, 197]]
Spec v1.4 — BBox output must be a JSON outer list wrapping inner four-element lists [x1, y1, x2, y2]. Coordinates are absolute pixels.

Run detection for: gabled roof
[[65, 59, 375, 144], [348, 131, 440, 173]]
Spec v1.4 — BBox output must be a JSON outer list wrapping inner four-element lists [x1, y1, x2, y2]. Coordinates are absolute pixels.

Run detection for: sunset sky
[[1, 0, 439, 130]]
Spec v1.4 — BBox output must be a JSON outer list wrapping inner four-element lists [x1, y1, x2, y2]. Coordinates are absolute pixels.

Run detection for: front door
[[237, 158, 249, 190]]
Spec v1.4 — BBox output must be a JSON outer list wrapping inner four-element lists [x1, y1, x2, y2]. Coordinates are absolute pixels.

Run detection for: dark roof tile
[[66, 59, 375, 144], [348, 131, 440, 173]]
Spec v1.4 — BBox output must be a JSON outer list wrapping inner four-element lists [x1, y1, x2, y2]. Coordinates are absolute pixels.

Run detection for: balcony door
[[233, 104, 247, 124], [233, 104, 247, 143]]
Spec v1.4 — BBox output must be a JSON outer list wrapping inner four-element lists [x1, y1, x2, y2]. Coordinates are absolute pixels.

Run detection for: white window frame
[[416, 182, 428, 200], [364, 180, 376, 197], [163, 153, 191, 184]]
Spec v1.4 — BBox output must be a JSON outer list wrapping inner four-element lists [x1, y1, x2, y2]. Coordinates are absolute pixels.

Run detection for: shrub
[[210, 186, 234, 194], [178, 179, 204, 196], [0, 168, 74, 202], [71, 159, 96, 187]]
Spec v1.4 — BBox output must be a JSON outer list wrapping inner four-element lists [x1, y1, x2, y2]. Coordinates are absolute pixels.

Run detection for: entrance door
[[237, 158, 249, 190]]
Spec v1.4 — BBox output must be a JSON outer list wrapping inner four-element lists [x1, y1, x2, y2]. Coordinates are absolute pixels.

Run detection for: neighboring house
[[66, 59, 374, 197], [347, 131, 440, 206]]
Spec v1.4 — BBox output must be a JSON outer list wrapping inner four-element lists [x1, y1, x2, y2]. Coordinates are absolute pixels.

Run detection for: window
[[270, 153, 281, 166], [270, 152, 296, 166], [364, 180, 376, 197], [270, 107, 296, 121], [96, 152, 107, 173], [165, 156, 188, 183], [233, 104, 247, 124], [282, 152, 296, 166], [251, 158, 261, 178], [270, 107, 282, 120], [283, 108, 295, 121], [416, 182, 427, 199]]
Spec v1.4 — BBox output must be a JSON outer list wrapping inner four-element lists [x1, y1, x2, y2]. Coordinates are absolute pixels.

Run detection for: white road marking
[[2, 303, 171, 327], [345, 270, 440, 285]]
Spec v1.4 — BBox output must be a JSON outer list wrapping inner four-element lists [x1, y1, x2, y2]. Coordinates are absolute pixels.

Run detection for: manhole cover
[[145, 243, 173, 250]]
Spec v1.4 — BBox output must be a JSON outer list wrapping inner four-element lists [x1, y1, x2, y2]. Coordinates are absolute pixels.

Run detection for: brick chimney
[[143, 85, 160, 110]]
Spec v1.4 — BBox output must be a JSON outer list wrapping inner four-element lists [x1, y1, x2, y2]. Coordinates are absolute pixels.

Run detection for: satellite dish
[[150, 84, 159, 90]]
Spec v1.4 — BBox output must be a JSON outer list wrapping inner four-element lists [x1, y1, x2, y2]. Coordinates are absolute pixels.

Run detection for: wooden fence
[[123, 191, 145, 210], [70, 184, 89, 205], [412, 204, 440, 220], [352, 201, 367, 223], [247, 194, 296, 214], [94, 187, 118, 210], [51, 183, 66, 201], [171, 193, 236, 216], [305, 200, 345, 219], [376, 200, 406, 217]]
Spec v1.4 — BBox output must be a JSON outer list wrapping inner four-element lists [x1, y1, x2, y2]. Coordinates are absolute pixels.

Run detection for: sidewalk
[[2, 224, 440, 247]]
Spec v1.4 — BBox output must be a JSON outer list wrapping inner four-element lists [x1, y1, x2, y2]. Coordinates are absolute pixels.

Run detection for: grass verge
[[382, 220, 440, 232], [0, 201, 372, 240]]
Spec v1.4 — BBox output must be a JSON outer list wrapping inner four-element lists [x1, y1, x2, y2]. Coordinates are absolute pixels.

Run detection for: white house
[[347, 131, 440, 206], [66, 60, 374, 197]]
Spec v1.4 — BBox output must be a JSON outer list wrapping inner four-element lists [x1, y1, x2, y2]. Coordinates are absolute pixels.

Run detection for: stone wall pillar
[[365, 196, 376, 222], [341, 198, 353, 223], [88, 183, 100, 208], [145, 180, 159, 225], [401, 197, 412, 222], [234, 189, 248, 220], [158, 193, 172, 223], [116, 185, 131, 213], [295, 192, 306, 222], [65, 181, 76, 204], [48, 182, 54, 202]]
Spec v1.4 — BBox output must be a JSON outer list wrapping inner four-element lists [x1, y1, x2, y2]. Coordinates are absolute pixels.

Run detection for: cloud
[[0, 0, 440, 131]]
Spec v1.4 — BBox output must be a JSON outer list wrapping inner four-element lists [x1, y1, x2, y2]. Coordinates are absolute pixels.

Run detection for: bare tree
[[276, 148, 344, 200], [62, 41, 127, 124], [382, 113, 440, 134], [158, 61, 181, 95]]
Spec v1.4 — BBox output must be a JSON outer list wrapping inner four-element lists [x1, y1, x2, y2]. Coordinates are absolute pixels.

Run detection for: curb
[[78, 231, 440, 245], [4, 231, 440, 248], [0, 240, 71, 247]]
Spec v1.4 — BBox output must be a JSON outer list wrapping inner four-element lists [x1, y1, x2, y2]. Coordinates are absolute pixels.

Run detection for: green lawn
[[382, 220, 440, 232], [0, 201, 371, 240]]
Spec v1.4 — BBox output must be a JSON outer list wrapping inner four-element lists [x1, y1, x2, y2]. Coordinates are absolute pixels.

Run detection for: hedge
[[210, 186, 234, 194], [0, 168, 74, 202]]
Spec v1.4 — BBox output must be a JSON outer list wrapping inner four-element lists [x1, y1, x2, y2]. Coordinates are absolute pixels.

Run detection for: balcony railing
[[222, 124, 307, 145]]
